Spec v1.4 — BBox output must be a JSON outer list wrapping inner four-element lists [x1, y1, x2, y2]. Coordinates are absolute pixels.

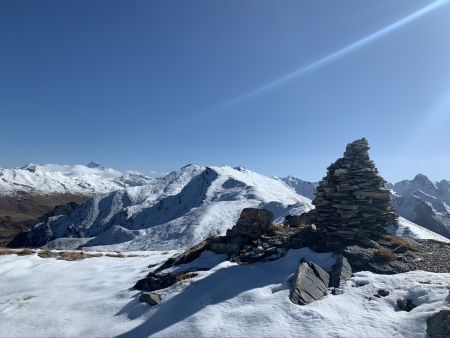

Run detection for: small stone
[[396, 298, 416, 312], [377, 289, 390, 297], [140, 292, 161, 306]]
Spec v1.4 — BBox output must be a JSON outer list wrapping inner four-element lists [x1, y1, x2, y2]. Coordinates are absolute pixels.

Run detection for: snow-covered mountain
[[277, 175, 318, 200], [279, 173, 450, 240], [0, 162, 154, 196], [12, 165, 313, 251], [388, 217, 450, 243], [393, 174, 450, 239]]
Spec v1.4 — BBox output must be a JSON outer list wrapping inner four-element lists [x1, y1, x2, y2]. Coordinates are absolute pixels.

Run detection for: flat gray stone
[[290, 261, 330, 305]]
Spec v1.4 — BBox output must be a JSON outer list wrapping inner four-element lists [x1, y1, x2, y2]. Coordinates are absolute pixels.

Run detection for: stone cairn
[[312, 138, 397, 247]]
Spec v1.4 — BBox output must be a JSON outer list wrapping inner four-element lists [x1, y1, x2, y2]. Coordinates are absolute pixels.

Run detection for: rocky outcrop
[[226, 208, 273, 239], [290, 261, 330, 305], [311, 138, 397, 248], [134, 272, 177, 291], [427, 309, 450, 338], [1, 194, 88, 247]]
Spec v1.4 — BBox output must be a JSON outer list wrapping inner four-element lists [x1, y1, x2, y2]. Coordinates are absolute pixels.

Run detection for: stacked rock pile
[[312, 138, 397, 246]]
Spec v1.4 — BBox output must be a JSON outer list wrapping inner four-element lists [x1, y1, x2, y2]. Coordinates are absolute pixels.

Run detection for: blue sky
[[1, 0, 450, 182]]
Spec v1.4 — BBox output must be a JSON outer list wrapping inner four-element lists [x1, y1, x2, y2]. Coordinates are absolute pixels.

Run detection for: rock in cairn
[[312, 138, 397, 248]]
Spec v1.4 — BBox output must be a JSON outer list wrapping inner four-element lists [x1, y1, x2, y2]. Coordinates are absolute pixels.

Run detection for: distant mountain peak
[[86, 161, 103, 169], [20, 163, 40, 173]]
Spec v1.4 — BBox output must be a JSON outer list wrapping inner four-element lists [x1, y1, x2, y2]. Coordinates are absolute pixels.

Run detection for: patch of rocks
[[290, 257, 353, 306], [135, 208, 289, 292], [155, 208, 295, 272]]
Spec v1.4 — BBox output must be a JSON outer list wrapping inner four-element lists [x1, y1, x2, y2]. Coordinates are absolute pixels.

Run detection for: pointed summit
[[86, 161, 103, 169], [343, 138, 370, 160]]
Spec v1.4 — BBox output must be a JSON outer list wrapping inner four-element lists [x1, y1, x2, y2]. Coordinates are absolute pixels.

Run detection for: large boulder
[[290, 261, 330, 305], [227, 208, 274, 239], [427, 309, 450, 337]]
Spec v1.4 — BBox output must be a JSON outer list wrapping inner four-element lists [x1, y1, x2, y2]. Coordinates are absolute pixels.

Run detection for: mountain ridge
[[10, 165, 312, 250]]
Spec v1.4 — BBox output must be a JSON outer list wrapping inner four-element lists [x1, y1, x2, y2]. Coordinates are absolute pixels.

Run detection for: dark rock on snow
[[427, 309, 450, 338], [376, 289, 390, 297], [396, 298, 417, 312], [139, 292, 161, 306], [134, 273, 177, 292], [329, 255, 352, 288], [226, 208, 273, 239], [290, 261, 330, 305]]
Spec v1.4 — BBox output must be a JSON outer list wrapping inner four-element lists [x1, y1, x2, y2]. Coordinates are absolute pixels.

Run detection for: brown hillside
[[0, 193, 88, 246]]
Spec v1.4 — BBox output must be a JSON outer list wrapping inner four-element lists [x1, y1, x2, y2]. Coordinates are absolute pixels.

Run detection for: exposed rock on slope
[[11, 166, 312, 250], [0, 194, 88, 246]]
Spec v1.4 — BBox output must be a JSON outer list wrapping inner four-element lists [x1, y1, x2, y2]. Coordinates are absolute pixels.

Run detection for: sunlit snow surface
[[0, 163, 154, 196], [390, 217, 450, 243], [0, 249, 448, 338]]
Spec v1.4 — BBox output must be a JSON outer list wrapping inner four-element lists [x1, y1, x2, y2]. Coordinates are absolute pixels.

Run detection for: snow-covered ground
[[0, 162, 154, 196], [1, 249, 448, 338]]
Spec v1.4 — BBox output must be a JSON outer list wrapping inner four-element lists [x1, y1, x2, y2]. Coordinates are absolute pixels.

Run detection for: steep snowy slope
[[388, 217, 450, 243], [12, 165, 313, 251], [393, 174, 450, 239], [277, 175, 317, 200], [0, 162, 154, 196]]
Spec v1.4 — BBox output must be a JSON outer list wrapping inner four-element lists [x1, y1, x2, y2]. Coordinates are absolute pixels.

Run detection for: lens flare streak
[[202, 0, 449, 116]]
